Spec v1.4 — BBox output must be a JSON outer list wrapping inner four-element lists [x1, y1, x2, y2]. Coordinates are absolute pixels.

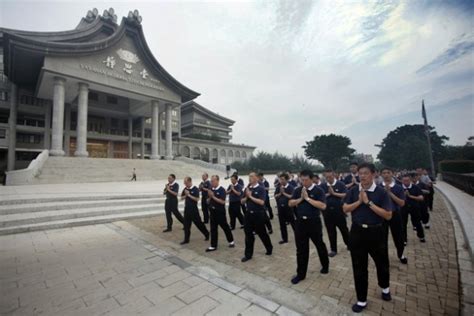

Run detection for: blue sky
[[1, 0, 473, 158]]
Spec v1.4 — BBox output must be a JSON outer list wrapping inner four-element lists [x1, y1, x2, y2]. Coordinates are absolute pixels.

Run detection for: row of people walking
[[161, 162, 434, 313]]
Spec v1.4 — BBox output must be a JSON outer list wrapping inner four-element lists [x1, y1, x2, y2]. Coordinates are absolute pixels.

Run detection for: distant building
[[0, 8, 254, 174]]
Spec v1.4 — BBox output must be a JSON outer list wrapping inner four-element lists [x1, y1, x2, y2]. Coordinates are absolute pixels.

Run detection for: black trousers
[[265, 197, 274, 219], [201, 198, 210, 223], [350, 224, 390, 302], [165, 198, 184, 229], [401, 205, 425, 241], [244, 211, 273, 259], [241, 201, 247, 214], [295, 217, 329, 279], [427, 187, 434, 211], [420, 196, 430, 224], [322, 206, 349, 252], [184, 206, 209, 242], [385, 211, 405, 258], [209, 207, 234, 248], [277, 205, 295, 242], [229, 201, 244, 229]]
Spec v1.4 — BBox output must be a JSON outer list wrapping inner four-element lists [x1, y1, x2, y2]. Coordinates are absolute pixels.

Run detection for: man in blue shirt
[[319, 170, 349, 257], [344, 162, 360, 189], [274, 172, 295, 244], [205, 175, 235, 252], [401, 174, 426, 243], [163, 174, 184, 232], [227, 174, 244, 230], [199, 173, 211, 224], [180, 176, 209, 244], [343, 163, 393, 313], [289, 169, 329, 285], [241, 172, 273, 262], [258, 172, 274, 221], [414, 172, 431, 229], [380, 167, 408, 264]]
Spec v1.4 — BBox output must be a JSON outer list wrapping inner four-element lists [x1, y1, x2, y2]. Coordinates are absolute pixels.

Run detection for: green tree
[[377, 124, 448, 170], [303, 134, 355, 170]]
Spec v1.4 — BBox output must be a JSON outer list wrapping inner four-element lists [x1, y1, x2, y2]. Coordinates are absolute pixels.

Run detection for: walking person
[[180, 177, 209, 244], [206, 175, 235, 252], [258, 173, 274, 220], [401, 174, 426, 243], [414, 172, 431, 228], [319, 170, 349, 257], [241, 172, 273, 262], [380, 167, 408, 264], [274, 172, 296, 244], [163, 174, 184, 232], [344, 162, 360, 189], [130, 168, 137, 181], [199, 173, 211, 224], [227, 174, 244, 230], [289, 169, 329, 284], [343, 163, 393, 313]]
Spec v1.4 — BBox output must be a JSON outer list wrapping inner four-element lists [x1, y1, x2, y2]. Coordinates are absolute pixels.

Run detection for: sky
[[1, 0, 473, 159]]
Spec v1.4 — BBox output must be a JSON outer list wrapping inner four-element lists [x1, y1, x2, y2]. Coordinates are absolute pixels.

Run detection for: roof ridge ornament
[[84, 8, 99, 22], [127, 9, 143, 25], [102, 8, 118, 23]]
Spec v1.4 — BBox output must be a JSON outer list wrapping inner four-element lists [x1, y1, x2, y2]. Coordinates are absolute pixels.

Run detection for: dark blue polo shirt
[[209, 186, 226, 211], [344, 184, 391, 225], [246, 184, 266, 213], [275, 183, 295, 208], [227, 183, 242, 203], [289, 179, 298, 187], [166, 182, 179, 200], [343, 174, 360, 185], [291, 185, 326, 218], [402, 184, 423, 210], [319, 180, 347, 210], [379, 182, 405, 212], [238, 178, 244, 187], [262, 179, 271, 200], [416, 181, 430, 195], [183, 186, 200, 209], [200, 180, 211, 199]]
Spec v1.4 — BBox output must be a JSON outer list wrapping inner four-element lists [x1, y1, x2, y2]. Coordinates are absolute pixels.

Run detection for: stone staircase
[[33, 156, 227, 184], [0, 193, 171, 235]]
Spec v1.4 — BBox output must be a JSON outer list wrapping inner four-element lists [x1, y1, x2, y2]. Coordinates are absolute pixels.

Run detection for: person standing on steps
[[180, 176, 209, 244], [163, 174, 184, 232]]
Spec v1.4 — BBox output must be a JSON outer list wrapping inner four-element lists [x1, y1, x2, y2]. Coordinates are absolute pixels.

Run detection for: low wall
[[175, 156, 236, 175], [441, 172, 474, 195], [5, 150, 49, 186]]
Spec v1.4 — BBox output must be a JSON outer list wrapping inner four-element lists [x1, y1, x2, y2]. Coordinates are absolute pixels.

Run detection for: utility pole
[[422, 100, 436, 177]]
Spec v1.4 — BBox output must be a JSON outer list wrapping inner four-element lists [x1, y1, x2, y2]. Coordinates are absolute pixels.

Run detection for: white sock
[[357, 301, 367, 307], [207, 247, 215, 250], [382, 287, 390, 294], [400, 255, 406, 259], [229, 241, 235, 245]]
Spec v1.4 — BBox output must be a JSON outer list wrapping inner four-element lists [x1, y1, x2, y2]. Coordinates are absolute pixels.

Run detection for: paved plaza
[[0, 191, 462, 315]]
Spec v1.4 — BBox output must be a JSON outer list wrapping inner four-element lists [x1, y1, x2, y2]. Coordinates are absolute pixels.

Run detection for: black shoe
[[320, 267, 329, 274], [241, 256, 251, 262], [265, 248, 273, 255], [240, 225, 245, 229], [382, 292, 392, 301], [229, 242, 235, 248], [352, 303, 367, 313], [328, 251, 337, 257], [420, 238, 426, 243], [205, 247, 216, 252], [204, 221, 209, 224], [399, 257, 408, 264], [163, 228, 172, 233], [204, 235, 210, 241], [291, 275, 304, 284], [279, 240, 288, 244], [180, 240, 189, 245], [268, 230, 273, 234]]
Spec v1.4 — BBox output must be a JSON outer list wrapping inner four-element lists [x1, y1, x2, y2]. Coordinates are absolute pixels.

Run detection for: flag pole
[[422, 99, 436, 177]]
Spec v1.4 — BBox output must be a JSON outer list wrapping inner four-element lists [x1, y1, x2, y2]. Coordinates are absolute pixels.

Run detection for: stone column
[[158, 111, 162, 155], [74, 82, 88, 157], [128, 116, 133, 159], [140, 116, 145, 159], [44, 102, 51, 150], [7, 83, 18, 171], [150, 100, 160, 160], [165, 103, 173, 160], [50, 77, 66, 156], [64, 103, 71, 156]]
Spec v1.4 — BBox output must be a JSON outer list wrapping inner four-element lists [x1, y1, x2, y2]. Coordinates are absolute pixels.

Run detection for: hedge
[[438, 160, 474, 174]]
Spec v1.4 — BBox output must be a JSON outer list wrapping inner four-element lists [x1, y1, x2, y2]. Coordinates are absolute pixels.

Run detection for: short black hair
[[279, 172, 289, 180], [212, 175, 220, 181], [350, 162, 359, 167], [380, 166, 393, 172], [169, 174, 176, 179], [231, 174, 238, 180], [258, 172, 264, 177], [299, 169, 314, 179], [324, 169, 334, 174], [357, 163, 375, 173], [184, 176, 192, 182], [314, 174, 320, 180]]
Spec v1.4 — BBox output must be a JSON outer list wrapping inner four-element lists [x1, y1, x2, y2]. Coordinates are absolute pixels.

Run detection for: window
[[172, 121, 178, 128], [0, 129, 5, 139], [89, 92, 99, 101], [106, 95, 118, 104], [172, 110, 178, 117], [145, 118, 151, 124], [0, 91, 8, 101], [17, 133, 41, 144]]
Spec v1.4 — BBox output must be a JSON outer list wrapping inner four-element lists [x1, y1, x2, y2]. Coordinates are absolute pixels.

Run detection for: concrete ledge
[[436, 181, 474, 316], [5, 149, 49, 186]]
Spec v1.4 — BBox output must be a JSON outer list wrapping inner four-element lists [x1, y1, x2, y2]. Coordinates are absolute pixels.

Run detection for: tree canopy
[[231, 151, 315, 173], [303, 134, 355, 171]]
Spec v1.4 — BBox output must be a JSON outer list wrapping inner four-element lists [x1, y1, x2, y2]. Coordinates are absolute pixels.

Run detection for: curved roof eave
[[3, 17, 200, 102], [182, 101, 235, 125]]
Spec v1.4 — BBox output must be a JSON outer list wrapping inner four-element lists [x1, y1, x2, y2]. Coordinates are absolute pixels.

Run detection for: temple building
[[0, 8, 255, 176]]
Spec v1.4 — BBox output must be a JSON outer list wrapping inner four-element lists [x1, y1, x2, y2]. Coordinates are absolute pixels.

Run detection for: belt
[[353, 222, 384, 229], [298, 216, 318, 220]]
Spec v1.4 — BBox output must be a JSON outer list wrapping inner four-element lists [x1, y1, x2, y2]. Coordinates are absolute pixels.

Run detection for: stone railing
[[441, 172, 474, 195], [5, 150, 49, 186], [175, 156, 236, 175]]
